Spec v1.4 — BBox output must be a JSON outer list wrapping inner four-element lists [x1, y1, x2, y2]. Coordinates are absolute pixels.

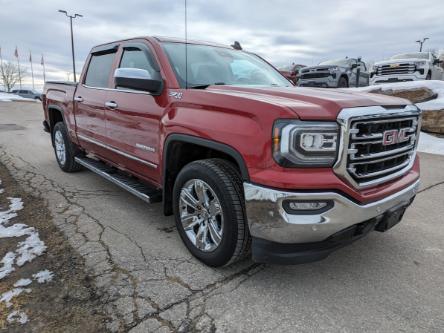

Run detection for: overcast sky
[[0, 0, 443, 90]]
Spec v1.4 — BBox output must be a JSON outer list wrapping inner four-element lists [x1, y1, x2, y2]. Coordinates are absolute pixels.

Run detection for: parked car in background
[[278, 63, 306, 84], [298, 58, 369, 88], [43, 36, 420, 267], [370, 52, 444, 85], [11, 89, 43, 100]]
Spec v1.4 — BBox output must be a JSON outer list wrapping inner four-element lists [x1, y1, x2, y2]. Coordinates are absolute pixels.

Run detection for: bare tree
[[0, 61, 26, 92]]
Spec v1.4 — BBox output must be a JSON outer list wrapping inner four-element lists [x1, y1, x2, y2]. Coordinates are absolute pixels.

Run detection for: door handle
[[74, 96, 83, 102], [105, 101, 118, 109]]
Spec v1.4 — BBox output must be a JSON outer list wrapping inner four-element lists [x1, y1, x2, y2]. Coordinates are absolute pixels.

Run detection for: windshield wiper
[[188, 82, 226, 89]]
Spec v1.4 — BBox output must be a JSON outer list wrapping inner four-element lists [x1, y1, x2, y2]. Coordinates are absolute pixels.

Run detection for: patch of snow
[[350, 80, 444, 111], [6, 310, 29, 325], [33, 270, 54, 283], [14, 278, 32, 287], [16, 232, 47, 266], [0, 287, 31, 307], [418, 132, 444, 156], [0, 196, 47, 280], [0, 180, 51, 327], [0, 252, 16, 279], [0, 92, 35, 102]]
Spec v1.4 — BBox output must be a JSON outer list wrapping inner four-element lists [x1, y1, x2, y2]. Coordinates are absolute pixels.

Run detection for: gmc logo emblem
[[382, 128, 410, 146]]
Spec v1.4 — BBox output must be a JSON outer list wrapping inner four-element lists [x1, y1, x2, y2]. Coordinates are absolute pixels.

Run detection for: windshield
[[319, 58, 353, 66], [162, 42, 290, 88], [391, 53, 428, 60]]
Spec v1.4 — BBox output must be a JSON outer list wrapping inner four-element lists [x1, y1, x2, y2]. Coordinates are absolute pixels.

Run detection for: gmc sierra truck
[[43, 37, 421, 267], [371, 52, 444, 85]]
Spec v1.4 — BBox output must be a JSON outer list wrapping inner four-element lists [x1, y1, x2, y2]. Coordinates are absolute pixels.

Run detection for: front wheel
[[426, 71, 432, 80], [52, 122, 82, 172], [338, 76, 348, 88], [173, 159, 250, 267]]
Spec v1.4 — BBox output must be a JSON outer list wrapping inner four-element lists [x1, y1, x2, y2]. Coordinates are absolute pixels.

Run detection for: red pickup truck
[[43, 36, 421, 267]]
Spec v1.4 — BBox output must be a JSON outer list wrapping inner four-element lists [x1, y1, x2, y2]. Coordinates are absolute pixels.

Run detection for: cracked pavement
[[1, 101, 443, 332]]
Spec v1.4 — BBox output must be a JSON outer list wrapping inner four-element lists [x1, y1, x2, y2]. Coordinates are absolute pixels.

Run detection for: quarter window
[[84, 52, 116, 88]]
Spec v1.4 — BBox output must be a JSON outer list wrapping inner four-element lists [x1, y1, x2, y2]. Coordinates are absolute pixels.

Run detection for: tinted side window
[[119, 48, 157, 77], [84, 52, 116, 88]]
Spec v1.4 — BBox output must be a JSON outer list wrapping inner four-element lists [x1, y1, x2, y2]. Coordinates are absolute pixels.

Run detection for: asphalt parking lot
[[0, 101, 443, 332]]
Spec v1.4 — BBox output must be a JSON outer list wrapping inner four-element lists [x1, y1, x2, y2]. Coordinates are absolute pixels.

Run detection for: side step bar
[[75, 156, 162, 203]]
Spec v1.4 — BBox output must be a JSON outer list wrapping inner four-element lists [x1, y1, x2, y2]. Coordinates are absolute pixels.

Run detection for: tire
[[338, 76, 348, 88], [426, 72, 432, 80], [52, 122, 82, 172], [173, 159, 250, 267]]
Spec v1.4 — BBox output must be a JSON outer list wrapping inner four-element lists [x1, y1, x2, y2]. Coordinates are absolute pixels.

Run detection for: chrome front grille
[[334, 106, 421, 189], [376, 63, 415, 76]]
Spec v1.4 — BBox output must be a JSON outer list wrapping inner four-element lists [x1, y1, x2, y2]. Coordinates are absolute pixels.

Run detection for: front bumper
[[244, 179, 419, 259]]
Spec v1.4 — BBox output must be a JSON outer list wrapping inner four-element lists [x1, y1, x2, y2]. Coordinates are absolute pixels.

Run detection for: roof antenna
[[184, 0, 188, 89]]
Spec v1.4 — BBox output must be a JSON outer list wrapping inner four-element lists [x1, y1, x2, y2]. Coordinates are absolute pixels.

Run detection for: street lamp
[[416, 38, 429, 52], [58, 10, 83, 82]]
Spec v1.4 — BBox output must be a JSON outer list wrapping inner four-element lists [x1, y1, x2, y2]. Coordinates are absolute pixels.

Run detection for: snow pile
[[418, 132, 444, 156], [33, 270, 54, 283], [0, 179, 53, 327], [7, 311, 29, 325], [352, 80, 444, 111], [0, 197, 46, 279], [0, 92, 34, 102]]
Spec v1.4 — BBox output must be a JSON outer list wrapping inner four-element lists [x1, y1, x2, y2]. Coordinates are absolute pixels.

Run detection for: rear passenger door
[[104, 42, 165, 184], [74, 48, 117, 152]]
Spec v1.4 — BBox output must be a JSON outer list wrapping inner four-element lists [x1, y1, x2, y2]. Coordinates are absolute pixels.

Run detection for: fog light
[[282, 200, 333, 214]]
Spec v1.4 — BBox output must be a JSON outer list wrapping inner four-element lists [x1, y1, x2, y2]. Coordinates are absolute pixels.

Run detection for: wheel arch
[[162, 134, 250, 216], [47, 104, 66, 131]]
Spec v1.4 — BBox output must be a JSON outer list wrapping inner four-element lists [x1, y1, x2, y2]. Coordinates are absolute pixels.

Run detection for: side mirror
[[433, 59, 442, 65], [350, 63, 358, 69], [114, 68, 163, 94]]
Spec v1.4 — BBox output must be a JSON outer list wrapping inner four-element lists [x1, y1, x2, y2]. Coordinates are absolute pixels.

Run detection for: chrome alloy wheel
[[179, 179, 224, 252], [54, 130, 66, 166]]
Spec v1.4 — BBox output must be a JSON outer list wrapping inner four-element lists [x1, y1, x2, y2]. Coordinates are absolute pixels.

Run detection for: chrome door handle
[[74, 96, 83, 102], [105, 101, 118, 109]]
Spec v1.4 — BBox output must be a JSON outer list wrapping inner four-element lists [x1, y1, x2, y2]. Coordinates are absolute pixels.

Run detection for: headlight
[[273, 120, 339, 167], [329, 67, 339, 73], [414, 61, 426, 67]]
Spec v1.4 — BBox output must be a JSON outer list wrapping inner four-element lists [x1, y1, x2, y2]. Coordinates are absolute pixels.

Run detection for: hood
[[204, 85, 410, 120], [375, 58, 428, 66], [300, 65, 348, 73]]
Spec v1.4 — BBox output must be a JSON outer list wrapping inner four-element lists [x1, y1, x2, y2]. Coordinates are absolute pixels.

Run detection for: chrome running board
[[75, 156, 162, 203]]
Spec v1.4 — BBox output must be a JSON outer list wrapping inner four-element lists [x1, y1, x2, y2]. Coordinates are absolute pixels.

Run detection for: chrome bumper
[[243, 180, 420, 244]]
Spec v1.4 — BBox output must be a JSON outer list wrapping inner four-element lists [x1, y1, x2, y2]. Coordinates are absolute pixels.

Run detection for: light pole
[[58, 10, 83, 82], [416, 38, 429, 52]]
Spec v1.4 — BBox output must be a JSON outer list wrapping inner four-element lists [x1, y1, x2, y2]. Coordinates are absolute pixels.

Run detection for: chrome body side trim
[[243, 180, 419, 244], [333, 105, 421, 189], [77, 134, 157, 169]]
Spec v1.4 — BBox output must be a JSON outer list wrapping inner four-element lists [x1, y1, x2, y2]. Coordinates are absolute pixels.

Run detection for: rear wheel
[[338, 76, 348, 88], [52, 122, 82, 172], [173, 159, 250, 267]]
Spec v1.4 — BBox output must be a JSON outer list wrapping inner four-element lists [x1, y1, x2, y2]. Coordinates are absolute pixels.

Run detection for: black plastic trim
[[163, 134, 249, 182]]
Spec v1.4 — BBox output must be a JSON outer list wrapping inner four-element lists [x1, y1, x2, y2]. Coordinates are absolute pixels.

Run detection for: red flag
[[14, 47, 18, 58], [41, 55, 44, 66]]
